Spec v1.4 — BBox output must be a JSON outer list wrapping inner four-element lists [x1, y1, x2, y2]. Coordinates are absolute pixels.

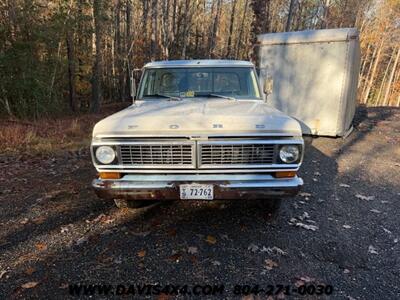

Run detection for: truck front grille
[[199, 143, 276, 167], [119, 143, 194, 167]]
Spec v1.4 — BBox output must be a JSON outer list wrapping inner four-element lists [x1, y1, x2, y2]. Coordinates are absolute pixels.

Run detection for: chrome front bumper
[[92, 174, 303, 200]]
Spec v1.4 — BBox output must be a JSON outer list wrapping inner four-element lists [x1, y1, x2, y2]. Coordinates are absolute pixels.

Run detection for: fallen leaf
[[0, 270, 7, 279], [276, 292, 286, 299], [21, 281, 39, 289], [20, 218, 29, 224], [137, 250, 146, 258], [355, 194, 374, 201], [294, 280, 304, 287], [187, 246, 198, 254], [260, 246, 287, 256], [76, 237, 88, 245], [167, 228, 177, 237], [248, 243, 259, 252], [32, 216, 46, 225], [221, 234, 229, 240], [93, 213, 106, 223], [157, 293, 172, 300], [59, 283, 69, 289], [343, 225, 352, 229], [35, 243, 47, 251], [298, 212, 310, 221], [294, 222, 318, 231], [205, 235, 217, 244], [60, 226, 69, 233], [168, 253, 181, 262], [368, 245, 378, 255], [25, 267, 36, 275], [299, 275, 315, 283], [189, 255, 198, 264], [264, 259, 278, 270]]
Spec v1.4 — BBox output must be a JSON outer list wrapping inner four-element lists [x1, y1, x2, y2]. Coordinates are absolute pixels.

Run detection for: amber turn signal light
[[99, 172, 121, 179], [274, 171, 296, 178]]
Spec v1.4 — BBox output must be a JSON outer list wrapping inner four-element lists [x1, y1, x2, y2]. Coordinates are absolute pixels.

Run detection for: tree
[[90, 0, 104, 113]]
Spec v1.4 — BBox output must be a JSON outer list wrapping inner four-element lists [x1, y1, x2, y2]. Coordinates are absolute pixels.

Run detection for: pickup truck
[[91, 60, 304, 212]]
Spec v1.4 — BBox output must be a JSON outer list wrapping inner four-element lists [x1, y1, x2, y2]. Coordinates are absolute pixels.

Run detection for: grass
[[0, 103, 127, 155]]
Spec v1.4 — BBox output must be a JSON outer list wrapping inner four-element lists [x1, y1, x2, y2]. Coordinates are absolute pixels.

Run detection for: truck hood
[[93, 99, 302, 137]]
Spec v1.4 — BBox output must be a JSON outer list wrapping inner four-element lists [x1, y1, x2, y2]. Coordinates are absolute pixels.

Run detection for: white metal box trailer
[[257, 28, 360, 137]]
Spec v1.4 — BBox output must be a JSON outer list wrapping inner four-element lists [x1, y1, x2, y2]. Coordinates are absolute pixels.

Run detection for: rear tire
[[114, 199, 157, 209]]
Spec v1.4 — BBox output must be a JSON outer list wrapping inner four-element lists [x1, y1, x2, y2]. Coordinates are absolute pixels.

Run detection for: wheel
[[114, 199, 157, 209]]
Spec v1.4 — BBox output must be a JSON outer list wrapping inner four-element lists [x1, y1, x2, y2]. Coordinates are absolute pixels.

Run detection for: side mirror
[[263, 77, 273, 96], [130, 71, 137, 101]]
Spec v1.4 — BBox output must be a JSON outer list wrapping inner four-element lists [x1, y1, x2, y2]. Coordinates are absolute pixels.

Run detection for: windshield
[[138, 67, 261, 100]]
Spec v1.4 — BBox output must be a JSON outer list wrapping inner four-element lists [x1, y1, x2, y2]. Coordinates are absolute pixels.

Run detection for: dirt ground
[[0, 107, 399, 299]]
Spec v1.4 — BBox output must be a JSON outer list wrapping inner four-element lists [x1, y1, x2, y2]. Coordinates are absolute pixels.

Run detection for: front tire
[[114, 199, 157, 209]]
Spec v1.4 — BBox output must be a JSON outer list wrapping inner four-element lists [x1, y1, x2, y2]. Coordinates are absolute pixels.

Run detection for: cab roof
[[144, 59, 254, 68]]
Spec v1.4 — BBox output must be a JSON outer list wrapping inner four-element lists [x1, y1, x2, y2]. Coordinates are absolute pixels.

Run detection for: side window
[[142, 71, 155, 95]]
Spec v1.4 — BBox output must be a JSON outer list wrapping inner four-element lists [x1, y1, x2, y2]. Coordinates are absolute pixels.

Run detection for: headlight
[[279, 145, 300, 163], [95, 146, 116, 164]]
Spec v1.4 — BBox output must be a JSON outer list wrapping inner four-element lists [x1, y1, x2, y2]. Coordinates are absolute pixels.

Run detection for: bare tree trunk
[[360, 43, 371, 82], [285, 0, 296, 32], [115, 0, 124, 101], [66, 30, 77, 112], [161, 0, 171, 59], [320, 0, 330, 29], [362, 39, 384, 104], [226, 0, 237, 58], [208, 0, 222, 58], [376, 47, 395, 105], [181, 0, 193, 59], [235, 0, 249, 58], [91, 0, 103, 113], [141, 0, 149, 58], [172, 0, 177, 40], [361, 44, 378, 97], [383, 47, 400, 106], [264, 0, 271, 32], [150, 0, 158, 61], [250, 0, 266, 63], [125, 0, 132, 100]]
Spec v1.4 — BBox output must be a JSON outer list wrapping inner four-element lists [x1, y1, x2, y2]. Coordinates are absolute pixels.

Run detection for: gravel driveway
[[0, 107, 399, 299]]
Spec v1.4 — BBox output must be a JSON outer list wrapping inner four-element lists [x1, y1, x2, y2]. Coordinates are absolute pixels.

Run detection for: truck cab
[[91, 60, 304, 211]]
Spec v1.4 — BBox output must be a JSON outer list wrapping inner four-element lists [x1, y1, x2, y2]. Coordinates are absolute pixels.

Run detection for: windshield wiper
[[144, 94, 181, 101], [205, 93, 236, 101]]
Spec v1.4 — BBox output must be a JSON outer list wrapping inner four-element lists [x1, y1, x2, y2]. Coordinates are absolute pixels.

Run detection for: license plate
[[179, 184, 214, 200]]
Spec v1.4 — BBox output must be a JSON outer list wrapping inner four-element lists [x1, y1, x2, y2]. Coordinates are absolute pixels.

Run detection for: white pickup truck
[[91, 60, 304, 212]]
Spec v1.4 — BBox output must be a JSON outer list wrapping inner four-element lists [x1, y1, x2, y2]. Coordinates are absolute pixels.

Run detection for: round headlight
[[279, 145, 300, 163], [95, 146, 116, 164]]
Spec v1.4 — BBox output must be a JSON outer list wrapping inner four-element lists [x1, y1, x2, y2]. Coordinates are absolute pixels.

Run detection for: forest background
[[0, 0, 399, 120]]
